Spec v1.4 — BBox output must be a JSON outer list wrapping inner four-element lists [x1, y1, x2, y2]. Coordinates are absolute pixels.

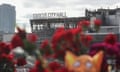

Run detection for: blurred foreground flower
[[94, 19, 102, 32], [89, 33, 120, 72]]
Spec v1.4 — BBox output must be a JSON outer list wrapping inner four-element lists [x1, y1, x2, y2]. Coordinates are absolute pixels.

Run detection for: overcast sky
[[0, 0, 120, 32]]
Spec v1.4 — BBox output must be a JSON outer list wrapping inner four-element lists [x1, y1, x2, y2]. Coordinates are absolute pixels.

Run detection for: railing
[[99, 26, 119, 33]]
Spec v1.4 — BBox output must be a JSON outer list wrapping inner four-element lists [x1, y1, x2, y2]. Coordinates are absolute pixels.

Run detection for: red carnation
[[78, 20, 90, 31], [64, 29, 73, 42], [0, 54, 14, 62], [7, 54, 14, 61], [77, 21, 82, 28], [81, 34, 93, 46], [85, 35, 93, 42], [94, 19, 102, 26], [78, 20, 90, 27], [29, 60, 50, 72], [0, 53, 8, 61], [11, 35, 24, 48], [29, 68, 39, 72], [41, 40, 49, 49], [51, 53, 58, 59], [48, 61, 61, 71], [94, 19, 102, 32], [55, 27, 65, 33], [27, 33, 38, 43], [0, 42, 12, 54], [16, 58, 27, 66], [54, 67, 69, 72], [16, 27, 26, 39], [35, 60, 41, 67], [82, 20, 90, 27], [52, 31, 65, 44], [104, 33, 117, 45], [29, 68, 49, 72], [71, 28, 82, 35]]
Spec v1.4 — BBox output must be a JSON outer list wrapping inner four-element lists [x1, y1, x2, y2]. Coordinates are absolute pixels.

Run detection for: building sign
[[33, 12, 66, 19]]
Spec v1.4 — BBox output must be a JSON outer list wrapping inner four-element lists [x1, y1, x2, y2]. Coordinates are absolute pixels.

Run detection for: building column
[[30, 22, 34, 32], [47, 22, 51, 29]]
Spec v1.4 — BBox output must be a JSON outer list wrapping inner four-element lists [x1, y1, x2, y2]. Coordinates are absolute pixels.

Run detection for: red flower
[[48, 61, 61, 71], [78, 20, 90, 31], [29, 68, 49, 72], [71, 28, 82, 35], [94, 19, 102, 26], [78, 20, 90, 27], [27, 33, 38, 43], [85, 35, 93, 42], [16, 27, 26, 39], [29, 68, 39, 72], [35, 60, 41, 67], [80, 34, 93, 46], [29, 60, 50, 72], [0, 54, 14, 62], [16, 58, 26, 66], [82, 20, 90, 27], [77, 21, 82, 28], [52, 31, 65, 46], [64, 29, 73, 42], [104, 33, 117, 45], [55, 27, 65, 33], [0, 42, 12, 54], [51, 54, 58, 59], [41, 40, 49, 49], [0, 54, 8, 61], [11, 35, 23, 48], [54, 67, 69, 72], [7, 54, 14, 61]]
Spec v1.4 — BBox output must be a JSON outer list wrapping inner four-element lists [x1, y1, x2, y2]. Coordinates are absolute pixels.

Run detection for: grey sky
[[0, 0, 120, 32]]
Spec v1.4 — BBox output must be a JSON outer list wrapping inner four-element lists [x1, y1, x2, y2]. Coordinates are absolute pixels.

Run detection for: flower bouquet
[[0, 19, 120, 72]]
